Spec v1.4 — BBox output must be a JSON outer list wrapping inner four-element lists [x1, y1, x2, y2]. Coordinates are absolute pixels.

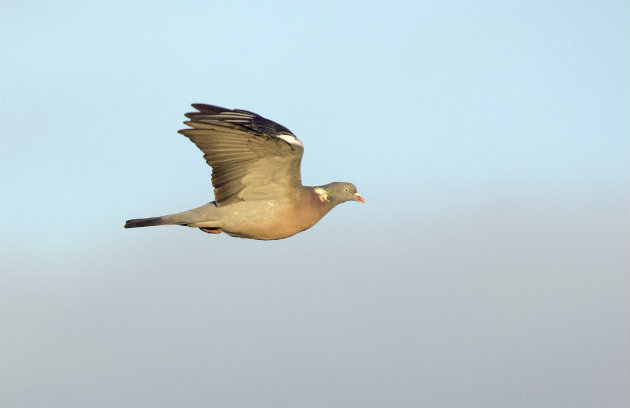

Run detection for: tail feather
[[124, 217, 169, 228], [124, 202, 220, 230]]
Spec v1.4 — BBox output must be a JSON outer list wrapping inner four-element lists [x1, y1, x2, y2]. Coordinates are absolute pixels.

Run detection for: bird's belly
[[219, 200, 322, 240]]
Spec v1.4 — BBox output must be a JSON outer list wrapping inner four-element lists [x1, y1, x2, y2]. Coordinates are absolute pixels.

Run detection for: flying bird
[[125, 104, 364, 240]]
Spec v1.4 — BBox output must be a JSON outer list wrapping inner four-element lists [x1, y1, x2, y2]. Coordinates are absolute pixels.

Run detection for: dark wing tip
[[183, 103, 299, 143], [191, 103, 230, 114]]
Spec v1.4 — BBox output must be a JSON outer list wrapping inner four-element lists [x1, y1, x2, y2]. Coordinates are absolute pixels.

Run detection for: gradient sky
[[1, 1, 629, 407]]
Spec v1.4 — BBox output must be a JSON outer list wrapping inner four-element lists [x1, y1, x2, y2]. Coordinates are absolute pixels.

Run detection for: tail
[[124, 216, 171, 229], [124, 202, 219, 229]]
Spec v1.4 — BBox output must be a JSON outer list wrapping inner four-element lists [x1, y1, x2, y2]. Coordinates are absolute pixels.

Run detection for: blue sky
[[1, 1, 629, 407]]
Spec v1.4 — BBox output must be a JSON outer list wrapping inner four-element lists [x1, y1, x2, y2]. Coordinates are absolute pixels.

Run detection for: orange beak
[[355, 194, 365, 203]]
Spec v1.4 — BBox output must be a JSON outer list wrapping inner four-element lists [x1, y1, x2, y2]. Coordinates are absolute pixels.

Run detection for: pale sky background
[[1, 1, 629, 407]]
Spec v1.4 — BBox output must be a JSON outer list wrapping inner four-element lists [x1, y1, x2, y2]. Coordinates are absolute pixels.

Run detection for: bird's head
[[315, 182, 365, 206]]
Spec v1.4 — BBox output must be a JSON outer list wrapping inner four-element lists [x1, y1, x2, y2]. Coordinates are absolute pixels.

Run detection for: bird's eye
[[344, 188, 348, 192]]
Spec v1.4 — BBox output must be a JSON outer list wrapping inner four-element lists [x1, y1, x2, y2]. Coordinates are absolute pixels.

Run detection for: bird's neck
[[303, 186, 335, 209]]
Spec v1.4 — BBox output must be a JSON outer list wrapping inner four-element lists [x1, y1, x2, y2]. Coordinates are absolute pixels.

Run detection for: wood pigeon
[[125, 104, 364, 240]]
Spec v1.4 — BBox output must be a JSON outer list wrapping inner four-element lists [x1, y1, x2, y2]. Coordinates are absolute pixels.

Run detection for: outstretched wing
[[178, 104, 304, 207]]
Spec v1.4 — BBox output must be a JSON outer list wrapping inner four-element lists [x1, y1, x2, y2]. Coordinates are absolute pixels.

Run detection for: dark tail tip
[[124, 217, 163, 229]]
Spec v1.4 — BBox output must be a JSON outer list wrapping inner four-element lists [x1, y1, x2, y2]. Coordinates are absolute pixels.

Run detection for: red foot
[[199, 227, 222, 234]]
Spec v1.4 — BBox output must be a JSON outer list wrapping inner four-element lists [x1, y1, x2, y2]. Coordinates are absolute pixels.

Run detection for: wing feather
[[178, 104, 304, 206]]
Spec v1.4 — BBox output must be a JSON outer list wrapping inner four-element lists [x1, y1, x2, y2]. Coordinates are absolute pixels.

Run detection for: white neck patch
[[314, 187, 329, 203]]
